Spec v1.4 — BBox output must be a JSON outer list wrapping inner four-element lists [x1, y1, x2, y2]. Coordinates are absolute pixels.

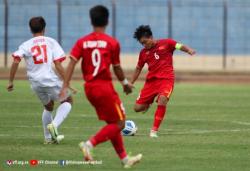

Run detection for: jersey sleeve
[[136, 51, 146, 69], [53, 40, 66, 62], [70, 39, 83, 61], [12, 44, 27, 61], [111, 41, 120, 65], [166, 39, 177, 52]]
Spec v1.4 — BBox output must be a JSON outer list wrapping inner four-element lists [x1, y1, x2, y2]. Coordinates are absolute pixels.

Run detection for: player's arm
[[113, 64, 134, 95], [54, 61, 77, 94], [63, 57, 77, 88], [131, 66, 142, 85], [7, 58, 21, 91], [54, 61, 65, 81], [59, 57, 78, 100], [176, 43, 196, 55], [131, 51, 144, 85], [112, 41, 133, 95]]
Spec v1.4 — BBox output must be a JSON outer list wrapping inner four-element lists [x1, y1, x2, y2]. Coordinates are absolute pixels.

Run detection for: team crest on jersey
[[158, 46, 165, 50], [145, 51, 150, 55]]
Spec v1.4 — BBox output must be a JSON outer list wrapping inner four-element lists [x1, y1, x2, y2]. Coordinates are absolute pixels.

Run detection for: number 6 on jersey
[[91, 49, 101, 76]]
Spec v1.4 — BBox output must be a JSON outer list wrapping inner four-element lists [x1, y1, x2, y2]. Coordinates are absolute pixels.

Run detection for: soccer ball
[[122, 120, 138, 136]]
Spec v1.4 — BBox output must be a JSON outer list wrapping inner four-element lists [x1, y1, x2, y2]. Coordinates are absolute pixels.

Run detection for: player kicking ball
[[7, 16, 75, 144], [131, 25, 196, 138], [60, 5, 142, 168]]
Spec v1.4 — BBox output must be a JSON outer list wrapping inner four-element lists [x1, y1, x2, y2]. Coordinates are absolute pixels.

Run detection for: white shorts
[[31, 82, 69, 105]]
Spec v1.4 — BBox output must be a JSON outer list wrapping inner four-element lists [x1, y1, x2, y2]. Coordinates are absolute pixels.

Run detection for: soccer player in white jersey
[[7, 16, 74, 144]]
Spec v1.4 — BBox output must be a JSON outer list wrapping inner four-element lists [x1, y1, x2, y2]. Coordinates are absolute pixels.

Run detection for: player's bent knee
[[158, 95, 168, 105], [45, 101, 54, 111], [61, 96, 73, 105], [134, 104, 147, 112], [134, 105, 142, 112]]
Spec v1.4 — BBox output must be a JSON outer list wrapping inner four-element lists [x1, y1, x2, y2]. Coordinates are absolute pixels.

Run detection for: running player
[[60, 5, 142, 168], [7, 16, 74, 144]]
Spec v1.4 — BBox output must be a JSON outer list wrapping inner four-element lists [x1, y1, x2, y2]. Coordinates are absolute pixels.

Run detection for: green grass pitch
[[0, 80, 250, 171]]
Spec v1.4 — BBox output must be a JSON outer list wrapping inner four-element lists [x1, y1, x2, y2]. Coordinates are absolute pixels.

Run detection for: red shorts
[[84, 80, 126, 122], [136, 78, 174, 105]]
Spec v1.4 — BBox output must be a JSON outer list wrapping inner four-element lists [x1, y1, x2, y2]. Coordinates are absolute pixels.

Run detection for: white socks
[[52, 102, 72, 128], [42, 109, 53, 139], [42, 102, 71, 139]]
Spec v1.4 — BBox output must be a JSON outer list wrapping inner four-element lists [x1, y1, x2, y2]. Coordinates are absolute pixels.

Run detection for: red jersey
[[137, 39, 177, 80], [70, 32, 120, 82]]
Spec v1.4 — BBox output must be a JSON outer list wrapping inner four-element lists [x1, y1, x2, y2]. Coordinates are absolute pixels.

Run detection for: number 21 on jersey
[[91, 49, 101, 76], [31, 45, 48, 64]]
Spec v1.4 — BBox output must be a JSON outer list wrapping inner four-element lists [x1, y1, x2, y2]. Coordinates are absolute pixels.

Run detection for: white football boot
[[123, 153, 143, 168], [149, 130, 158, 138], [79, 141, 93, 161], [47, 123, 64, 143]]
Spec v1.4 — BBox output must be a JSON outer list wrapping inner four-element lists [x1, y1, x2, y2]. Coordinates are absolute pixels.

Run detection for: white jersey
[[12, 36, 65, 87]]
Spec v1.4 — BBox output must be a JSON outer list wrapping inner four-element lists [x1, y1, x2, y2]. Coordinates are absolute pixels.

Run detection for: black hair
[[29, 16, 46, 34], [133, 25, 153, 41], [89, 5, 109, 27]]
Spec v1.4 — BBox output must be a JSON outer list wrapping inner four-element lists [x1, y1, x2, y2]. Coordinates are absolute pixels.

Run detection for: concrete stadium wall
[[121, 54, 250, 72], [1, 53, 250, 72]]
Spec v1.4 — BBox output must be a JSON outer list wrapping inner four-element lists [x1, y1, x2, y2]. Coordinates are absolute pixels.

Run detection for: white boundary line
[[1, 117, 250, 138], [1, 129, 250, 138], [1, 118, 250, 129], [231, 121, 250, 126]]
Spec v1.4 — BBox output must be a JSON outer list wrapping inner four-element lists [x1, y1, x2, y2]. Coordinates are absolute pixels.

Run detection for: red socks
[[89, 123, 127, 160], [111, 133, 127, 160], [90, 123, 121, 146], [152, 105, 166, 131]]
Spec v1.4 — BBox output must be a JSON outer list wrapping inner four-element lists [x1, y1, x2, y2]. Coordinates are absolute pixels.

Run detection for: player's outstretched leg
[[47, 97, 72, 142], [79, 141, 93, 161], [78, 122, 121, 161], [52, 101, 72, 128], [110, 132, 142, 168], [43, 100, 64, 144], [123, 154, 143, 169], [79, 120, 142, 168]]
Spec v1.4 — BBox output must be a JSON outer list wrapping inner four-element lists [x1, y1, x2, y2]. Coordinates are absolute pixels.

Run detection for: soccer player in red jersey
[[131, 25, 196, 138], [60, 5, 142, 168]]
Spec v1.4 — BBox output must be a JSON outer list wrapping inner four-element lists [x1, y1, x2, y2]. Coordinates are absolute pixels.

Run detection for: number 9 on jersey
[[91, 49, 101, 77]]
